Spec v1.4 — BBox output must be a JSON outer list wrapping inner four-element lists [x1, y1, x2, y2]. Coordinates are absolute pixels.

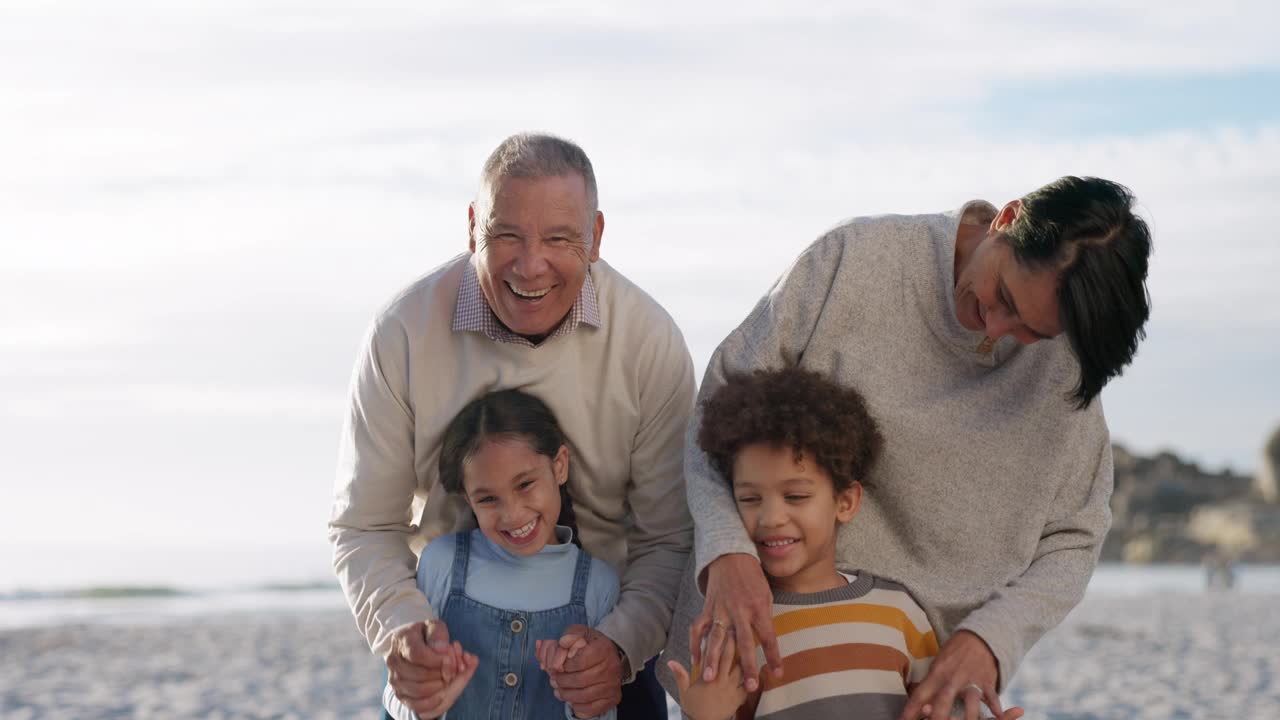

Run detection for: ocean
[[2, 541, 1277, 630]]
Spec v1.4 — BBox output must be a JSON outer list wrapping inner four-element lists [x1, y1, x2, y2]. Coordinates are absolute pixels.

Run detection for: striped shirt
[[451, 255, 602, 346], [739, 573, 938, 720]]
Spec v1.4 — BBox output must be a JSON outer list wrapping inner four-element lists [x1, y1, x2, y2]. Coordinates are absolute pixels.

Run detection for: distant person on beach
[[330, 133, 694, 720], [380, 389, 620, 720], [664, 177, 1153, 720]]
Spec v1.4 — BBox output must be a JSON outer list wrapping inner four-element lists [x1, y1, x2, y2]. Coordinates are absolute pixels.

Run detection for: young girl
[[382, 389, 619, 720]]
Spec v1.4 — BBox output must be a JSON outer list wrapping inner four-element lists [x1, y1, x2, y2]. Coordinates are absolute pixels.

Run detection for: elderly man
[[664, 177, 1153, 720], [330, 133, 693, 719]]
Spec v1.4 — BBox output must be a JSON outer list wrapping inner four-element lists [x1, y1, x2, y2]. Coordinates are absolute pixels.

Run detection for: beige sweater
[[329, 254, 696, 673]]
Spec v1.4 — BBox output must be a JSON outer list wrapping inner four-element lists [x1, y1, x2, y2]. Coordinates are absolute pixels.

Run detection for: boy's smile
[[732, 443, 861, 595]]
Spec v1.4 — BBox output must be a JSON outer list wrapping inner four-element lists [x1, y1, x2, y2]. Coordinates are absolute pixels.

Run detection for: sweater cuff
[[692, 530, 759, 595], [594, 618, 641, 684], [375, 601, 438, 659]]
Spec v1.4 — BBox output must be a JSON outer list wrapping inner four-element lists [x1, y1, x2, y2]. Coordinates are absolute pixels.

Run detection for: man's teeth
[[763, 539, 796, 547], [507, 519, 537, 538], [509, 284, 551, 299]]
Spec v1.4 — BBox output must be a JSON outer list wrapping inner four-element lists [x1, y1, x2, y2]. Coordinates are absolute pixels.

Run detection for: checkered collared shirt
[[451, 257, 602, 346]]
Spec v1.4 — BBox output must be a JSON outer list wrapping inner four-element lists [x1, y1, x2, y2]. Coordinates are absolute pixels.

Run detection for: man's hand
[[386, 620, 460, 717], [545, 625, 623, 718], [899, 630, 1021, 720], [668, 632, 749, 720], [689, 553, 781, 693]]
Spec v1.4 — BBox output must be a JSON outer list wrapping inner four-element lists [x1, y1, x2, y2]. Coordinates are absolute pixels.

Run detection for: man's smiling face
[[469, 173, 602, 342]]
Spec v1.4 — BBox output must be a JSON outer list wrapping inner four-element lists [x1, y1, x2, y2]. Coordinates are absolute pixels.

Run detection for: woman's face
[[462, 437, 568, 556], [954, 204, 1064, 345]]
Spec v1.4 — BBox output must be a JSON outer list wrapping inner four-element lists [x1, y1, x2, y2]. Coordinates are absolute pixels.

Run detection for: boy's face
[[732, 443, 861, 595]]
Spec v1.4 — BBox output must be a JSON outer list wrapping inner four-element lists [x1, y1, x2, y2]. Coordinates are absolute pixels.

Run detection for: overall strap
[[568, 546, 593, 606], [448, 531, 471, 595]]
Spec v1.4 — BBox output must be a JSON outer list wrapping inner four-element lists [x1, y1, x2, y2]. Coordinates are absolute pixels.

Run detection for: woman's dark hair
[[438, 389, 580, 546], [698, 367, 883, 493], [1004, 176, 1153, 409]]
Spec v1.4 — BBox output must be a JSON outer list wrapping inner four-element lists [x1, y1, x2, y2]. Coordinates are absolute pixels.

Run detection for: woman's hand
[[689, 553, 782, 693], [899, 630, 1011, 720]]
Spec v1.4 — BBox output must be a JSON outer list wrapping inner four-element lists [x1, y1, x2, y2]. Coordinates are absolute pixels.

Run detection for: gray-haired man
[[330, 133, 693, 719]]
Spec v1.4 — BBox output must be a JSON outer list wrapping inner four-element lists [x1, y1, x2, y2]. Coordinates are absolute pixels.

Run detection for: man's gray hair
[[475, 133, 599, 220]]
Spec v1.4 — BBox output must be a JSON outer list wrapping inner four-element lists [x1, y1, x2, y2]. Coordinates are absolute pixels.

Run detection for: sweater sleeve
[[689, 233, 847, 587], [328, 314, 435, 658], [954, 436, 1114, 690], [594, 315, 697, 679]]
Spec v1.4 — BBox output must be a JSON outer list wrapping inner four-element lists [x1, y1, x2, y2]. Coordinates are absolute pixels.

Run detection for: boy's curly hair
[[698, 367, 883, 492]]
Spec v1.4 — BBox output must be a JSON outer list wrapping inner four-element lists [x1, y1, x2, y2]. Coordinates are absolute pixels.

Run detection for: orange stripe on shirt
[[758, 642, 911, 692], [772, 603, 939, 659]]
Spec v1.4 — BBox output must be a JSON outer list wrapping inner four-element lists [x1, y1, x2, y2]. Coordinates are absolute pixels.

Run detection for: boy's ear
[[835, 482, 862, 523], [553, 445, 570, 486]]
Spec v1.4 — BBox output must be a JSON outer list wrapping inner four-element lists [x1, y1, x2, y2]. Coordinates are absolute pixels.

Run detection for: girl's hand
[[666, 633, 750, 720], [419, 641, 479, 719], [536, 632, 590, 673]]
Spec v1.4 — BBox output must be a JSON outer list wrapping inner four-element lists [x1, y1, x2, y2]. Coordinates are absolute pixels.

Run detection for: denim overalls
[[441, 530, 592, 720]]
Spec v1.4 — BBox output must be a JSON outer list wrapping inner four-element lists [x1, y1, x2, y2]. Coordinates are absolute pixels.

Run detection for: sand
[[2, 591, 1277, 719]]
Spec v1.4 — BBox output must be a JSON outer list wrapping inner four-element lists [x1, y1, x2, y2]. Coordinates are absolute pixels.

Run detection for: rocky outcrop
[[1101, 437, 1280, 564]]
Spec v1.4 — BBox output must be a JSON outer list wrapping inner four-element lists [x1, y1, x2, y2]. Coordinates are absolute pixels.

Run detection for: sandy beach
[[3, 587, 1277, 719]]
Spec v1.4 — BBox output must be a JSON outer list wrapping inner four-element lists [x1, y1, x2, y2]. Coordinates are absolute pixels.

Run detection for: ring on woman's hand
[[962, 682, 983, 694], [712, 619, 730, 630]]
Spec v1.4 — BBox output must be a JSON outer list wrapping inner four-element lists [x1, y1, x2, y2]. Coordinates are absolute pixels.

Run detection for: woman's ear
[[553, 444, 570, 486], [992, 199, 1022, 231], [835, 482, 863, 524]]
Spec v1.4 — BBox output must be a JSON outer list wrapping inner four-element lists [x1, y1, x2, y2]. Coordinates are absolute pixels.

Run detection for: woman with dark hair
[[667, 177, 1153, 720]]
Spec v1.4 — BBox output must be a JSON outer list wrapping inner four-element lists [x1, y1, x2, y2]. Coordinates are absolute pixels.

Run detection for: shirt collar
[[452, 257, 601, 347]]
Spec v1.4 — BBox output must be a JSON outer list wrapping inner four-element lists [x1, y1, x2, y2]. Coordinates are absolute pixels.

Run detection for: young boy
[[669, 368, 994, 720]]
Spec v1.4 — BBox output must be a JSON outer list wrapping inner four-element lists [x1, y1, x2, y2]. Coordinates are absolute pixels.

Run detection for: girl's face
[[462, 436, 568, 557]]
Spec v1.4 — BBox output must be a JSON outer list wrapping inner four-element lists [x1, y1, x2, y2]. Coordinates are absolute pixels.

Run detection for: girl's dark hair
[[438, 389, 580, 547]]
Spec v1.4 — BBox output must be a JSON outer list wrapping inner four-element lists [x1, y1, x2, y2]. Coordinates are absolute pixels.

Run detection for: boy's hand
[[667, 633, 750, 720]]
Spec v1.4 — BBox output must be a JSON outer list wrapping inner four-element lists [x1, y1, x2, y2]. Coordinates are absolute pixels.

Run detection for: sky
[[2, 1, 1278, 579]]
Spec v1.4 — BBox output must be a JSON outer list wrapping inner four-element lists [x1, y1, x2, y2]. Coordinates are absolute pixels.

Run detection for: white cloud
[[2, 1, 1277, 550]]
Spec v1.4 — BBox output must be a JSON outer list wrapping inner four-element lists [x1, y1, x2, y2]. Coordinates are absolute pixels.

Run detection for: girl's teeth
[[508, 519, 537, 538]]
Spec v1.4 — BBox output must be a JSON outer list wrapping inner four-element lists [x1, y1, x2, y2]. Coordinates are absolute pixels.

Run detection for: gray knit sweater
[[666, 204, 1113, 690]]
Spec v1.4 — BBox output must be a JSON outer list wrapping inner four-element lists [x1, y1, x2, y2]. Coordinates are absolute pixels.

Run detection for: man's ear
[[468, 203, 478, 253], [835, 482, 862, 524], [588, 211, 604, 262]]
